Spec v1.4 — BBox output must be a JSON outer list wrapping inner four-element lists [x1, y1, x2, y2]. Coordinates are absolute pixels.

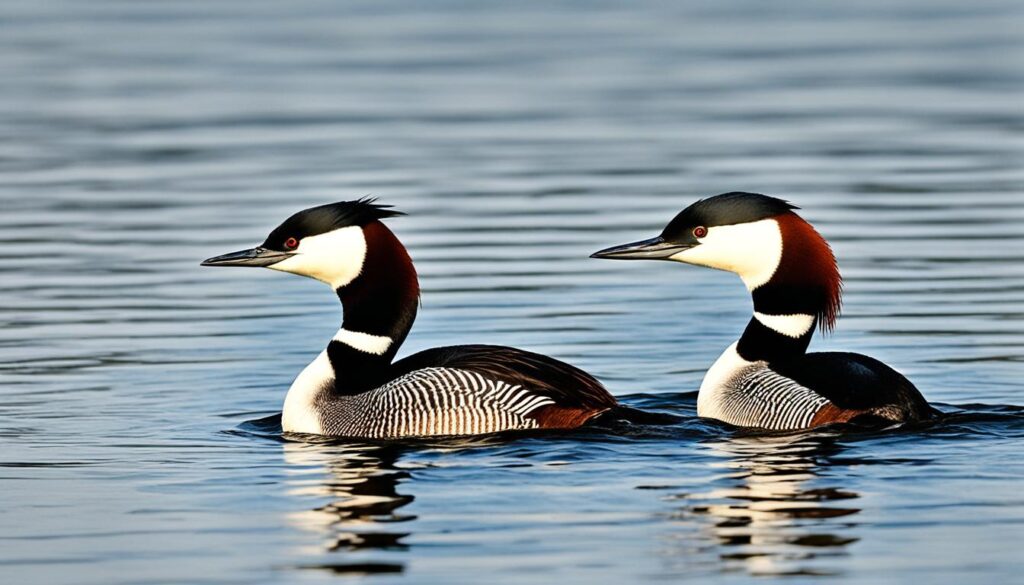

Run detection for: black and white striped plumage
[[699, 343, 934, 430], [307, 344, 615, 438], [317, 368, 554, 438], [706, 362, 829, 430]]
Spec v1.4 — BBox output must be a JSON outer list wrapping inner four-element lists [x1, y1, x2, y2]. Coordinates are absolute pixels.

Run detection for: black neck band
[[326, 223, 419, 395], [737, 316, 814, 363]]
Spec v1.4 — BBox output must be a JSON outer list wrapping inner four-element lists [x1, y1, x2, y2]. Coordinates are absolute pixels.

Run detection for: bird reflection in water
[[661, 433, 861, 577], [282, 441, 413, 576]]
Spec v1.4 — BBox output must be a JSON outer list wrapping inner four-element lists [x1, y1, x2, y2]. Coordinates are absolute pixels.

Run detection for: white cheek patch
[[669, 219, 783, 290], [268, 226, 367, 289], [753, 312, 815, 338], [332, 328, 393, 355]]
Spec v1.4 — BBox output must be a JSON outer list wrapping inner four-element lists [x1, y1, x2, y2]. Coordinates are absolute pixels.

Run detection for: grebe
[[592, 192, 935, 430], [203, 199, 616, 438]]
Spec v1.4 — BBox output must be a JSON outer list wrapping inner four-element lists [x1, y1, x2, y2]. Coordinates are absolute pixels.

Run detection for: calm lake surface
[[1, 1, 1022, 583]]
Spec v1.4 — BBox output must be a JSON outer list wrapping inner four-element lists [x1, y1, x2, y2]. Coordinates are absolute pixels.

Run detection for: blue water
[[1, 0, 1022, 583]]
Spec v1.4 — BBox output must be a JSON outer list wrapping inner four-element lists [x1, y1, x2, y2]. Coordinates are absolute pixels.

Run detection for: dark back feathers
[[390, 345, 617, 410]]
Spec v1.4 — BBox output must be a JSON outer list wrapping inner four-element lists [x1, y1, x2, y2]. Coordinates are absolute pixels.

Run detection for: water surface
[[1, 0, 1023, 583]]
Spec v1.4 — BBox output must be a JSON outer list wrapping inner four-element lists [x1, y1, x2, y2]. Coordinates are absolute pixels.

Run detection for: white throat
[[332, 328, 393, 355], [282, 350, 332, 434], [669, 219, 783, 290], [698, 341, 750, 418], [753, 312, 815, 338], [282, 327, 393, 434]]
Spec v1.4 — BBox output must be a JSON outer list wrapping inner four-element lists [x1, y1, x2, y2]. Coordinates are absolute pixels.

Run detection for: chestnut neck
[[738, 212, 841, 363], [328, 221, 420, 393]]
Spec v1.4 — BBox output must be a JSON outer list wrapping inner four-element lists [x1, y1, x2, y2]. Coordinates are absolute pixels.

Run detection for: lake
[[1, 0, 1022, 583]]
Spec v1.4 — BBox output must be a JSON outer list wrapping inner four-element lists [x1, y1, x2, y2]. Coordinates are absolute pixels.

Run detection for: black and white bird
[[592, 192, 935, 430], [202, 199, 617, 438]]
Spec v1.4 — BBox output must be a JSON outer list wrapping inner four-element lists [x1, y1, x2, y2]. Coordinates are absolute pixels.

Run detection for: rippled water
[[2, 0, 1023, 583]]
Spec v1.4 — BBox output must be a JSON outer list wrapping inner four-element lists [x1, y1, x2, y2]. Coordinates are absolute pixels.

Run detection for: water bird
[[592, 192, 935, 430], [202, 199, 617, 438]]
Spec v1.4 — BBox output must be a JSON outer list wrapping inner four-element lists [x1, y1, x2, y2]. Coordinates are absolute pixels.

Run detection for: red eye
[[693, 226, 708, 238], [284, 237, 299, 250]]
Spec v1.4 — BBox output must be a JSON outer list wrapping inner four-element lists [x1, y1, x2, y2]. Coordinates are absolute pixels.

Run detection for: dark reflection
[[282, 441, 413, 575], [662, 434, 861, 577]]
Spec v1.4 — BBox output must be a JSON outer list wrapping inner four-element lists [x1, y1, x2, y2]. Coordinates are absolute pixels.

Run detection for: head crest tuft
[[263, 197, 404, 250]]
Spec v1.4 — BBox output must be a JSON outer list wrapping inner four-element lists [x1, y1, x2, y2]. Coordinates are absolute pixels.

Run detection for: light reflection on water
[[1, 0, 1022, 583], [282, 442, 412, 575], [676, 436, 863, 578]]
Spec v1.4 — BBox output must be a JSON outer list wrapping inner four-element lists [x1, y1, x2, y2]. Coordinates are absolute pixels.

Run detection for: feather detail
[[315, 367, 557, 438], [772, 212, 843, 334], [391, 344, 617, 412]]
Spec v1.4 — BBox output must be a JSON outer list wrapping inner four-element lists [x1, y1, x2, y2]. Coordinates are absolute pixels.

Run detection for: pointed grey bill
[[590, 236, 695, 260], [201, 247, 294, 267]]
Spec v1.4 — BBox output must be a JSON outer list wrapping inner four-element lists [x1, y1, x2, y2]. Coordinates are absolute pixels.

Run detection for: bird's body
[[204, 200, 615, 438], [593, 192, 935, 430], [282, 344, 614, 438], [697, 342, 933, 430]]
